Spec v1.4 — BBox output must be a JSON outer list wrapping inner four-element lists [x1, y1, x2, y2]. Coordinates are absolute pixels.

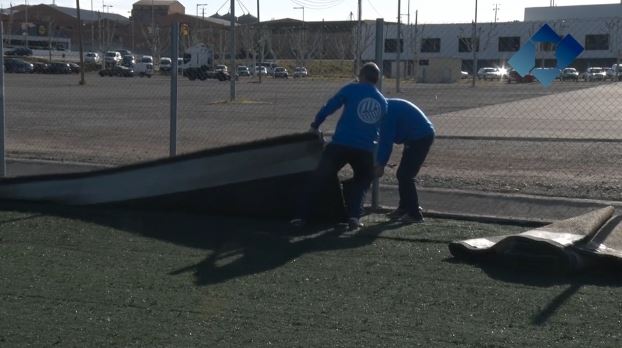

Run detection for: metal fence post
[[372, 18, 384, 209], [0, 21, 5, 177], [170, 22, 179, 157]]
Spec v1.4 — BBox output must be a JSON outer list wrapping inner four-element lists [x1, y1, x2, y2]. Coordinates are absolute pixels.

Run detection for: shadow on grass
[[0, 201, 427, 287], [445, 256, 622, 326]]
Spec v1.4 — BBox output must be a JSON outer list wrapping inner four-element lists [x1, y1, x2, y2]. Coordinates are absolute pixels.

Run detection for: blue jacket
[[377, 98, 435, 166], [312, 83, 388, 153]]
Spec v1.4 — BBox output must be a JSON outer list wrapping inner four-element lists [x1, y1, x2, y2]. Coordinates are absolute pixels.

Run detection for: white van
[[134, 55, 154, 77]]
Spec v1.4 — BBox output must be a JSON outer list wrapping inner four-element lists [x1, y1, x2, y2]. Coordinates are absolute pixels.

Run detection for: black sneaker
[[347, 218, 364, 231], [399, 214, 424, 224]]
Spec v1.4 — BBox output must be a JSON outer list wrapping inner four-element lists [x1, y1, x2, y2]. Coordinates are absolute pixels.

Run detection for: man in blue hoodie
[[376, 98, 435, 223], [292, 63, 388, 230]]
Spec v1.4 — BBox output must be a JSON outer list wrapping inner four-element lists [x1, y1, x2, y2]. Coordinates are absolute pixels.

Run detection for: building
[[359, 4, 622, 78], [525, 3, 622, 21], [1, 4, 128, 51]]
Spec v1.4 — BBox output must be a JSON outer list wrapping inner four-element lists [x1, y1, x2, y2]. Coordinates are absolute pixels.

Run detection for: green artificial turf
[[1, 206, 621, 347]]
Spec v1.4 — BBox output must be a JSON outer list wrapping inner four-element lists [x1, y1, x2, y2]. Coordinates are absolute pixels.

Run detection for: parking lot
[[3, 73, 622, 199]]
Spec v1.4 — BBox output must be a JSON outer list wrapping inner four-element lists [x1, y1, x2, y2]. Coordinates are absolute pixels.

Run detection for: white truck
[[179, 44, 229, 81], [133, 55, 154, 78]]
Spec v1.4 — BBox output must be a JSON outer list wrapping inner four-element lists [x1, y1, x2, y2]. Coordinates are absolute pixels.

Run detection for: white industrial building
[[360, 3, 622, 80]]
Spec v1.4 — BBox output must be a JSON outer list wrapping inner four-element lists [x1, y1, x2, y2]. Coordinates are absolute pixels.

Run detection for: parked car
[[5, 47, 33, 56], [611, 64, 622, 81], [4, 58, 34, 73], [84, 52, 101, 64], [582, 67, 606, 81], [48, 62, 72, 74], [477, 67, 502, 80], [604, 67, 617, 81], [237, 65, 250, 76], [68, 62, 81, 73], [118, 49, 132, 57], [99, 65, 134, 77], [121, 55, 135, 68], [159, 57, 172, 72], [254, 66, 267, 76], [507, 69, 535, 83], [460, 70, 470, 79], [293, 67, 308, 78], [134, 55, 154, 77], [104, 51, 122, 66], [559, 67, 579, 81], [215, 64, 228, 73], [273, 66, 289, 78], [32, 62, 50, 73]]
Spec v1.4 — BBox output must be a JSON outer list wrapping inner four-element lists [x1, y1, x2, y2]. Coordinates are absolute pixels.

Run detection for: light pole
[[293, 6, 304, 63], [151, 0, 155, 58], [471, 0, 478, 87]]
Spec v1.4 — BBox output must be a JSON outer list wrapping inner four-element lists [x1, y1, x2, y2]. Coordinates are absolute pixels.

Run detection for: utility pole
[[229, 0, 235, 101], [493, 3, 500, 23], [257, 0, 262, 83], [356, 0, 362, 74], [396, 0, 401, 92], [91, 0, 94, 50], [471, 0, 478, 87], [413, 9, 418, 82], [76, 0, 85, 85], [293, 6, 304, 64], [151, 0, 155, 58], [196, 3, 207, 17], [24, 0, 28, 48]]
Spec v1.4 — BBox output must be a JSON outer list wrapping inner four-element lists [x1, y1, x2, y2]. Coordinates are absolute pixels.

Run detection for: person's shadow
[[0, 201, 420, 287]]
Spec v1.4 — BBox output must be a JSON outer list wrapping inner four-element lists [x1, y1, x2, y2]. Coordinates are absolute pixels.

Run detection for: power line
[[365, 0, 382, 17]]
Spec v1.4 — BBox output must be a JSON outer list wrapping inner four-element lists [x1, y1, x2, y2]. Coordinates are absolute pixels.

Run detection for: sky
[[4, 0, 622, 24]]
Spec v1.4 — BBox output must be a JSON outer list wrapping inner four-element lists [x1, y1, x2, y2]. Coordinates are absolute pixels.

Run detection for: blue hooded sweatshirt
[[312, 82, 388, 153], [377, 98, 435, 166]]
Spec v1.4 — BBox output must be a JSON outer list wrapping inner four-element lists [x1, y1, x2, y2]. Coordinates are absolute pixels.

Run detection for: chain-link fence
[[2, 6, 622, 204]]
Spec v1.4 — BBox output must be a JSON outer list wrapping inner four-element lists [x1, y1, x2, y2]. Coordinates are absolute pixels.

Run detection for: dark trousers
[[397, 135, 434, 216], [298, 143, 374, 220]]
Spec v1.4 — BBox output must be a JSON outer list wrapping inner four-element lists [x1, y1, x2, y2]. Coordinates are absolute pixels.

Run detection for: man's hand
[[374, 166, 385, 178]]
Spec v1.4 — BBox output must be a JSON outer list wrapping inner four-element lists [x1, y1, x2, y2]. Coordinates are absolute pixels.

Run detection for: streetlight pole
[[397, 0, 401, 92], [76, 0, 85, 85], [356, 0, 362, 74]]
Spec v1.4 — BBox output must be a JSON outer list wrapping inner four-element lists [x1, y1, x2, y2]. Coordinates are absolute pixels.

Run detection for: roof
[[50, 5, 129, 23], [133, 0, 183, 6]]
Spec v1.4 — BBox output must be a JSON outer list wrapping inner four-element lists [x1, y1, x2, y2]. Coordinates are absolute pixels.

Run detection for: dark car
[[118, 49, 132, 57], [68, 63, 81, 73], [121, 55, 135, 68], [4, 58, 34, 73], [99, 65, 134, 77], [507, 69, 534, 83], [6, 47, 33, 56], [48, 62, 72, 74], [273, 67, 289, 79], [33, 62, 50, 73]]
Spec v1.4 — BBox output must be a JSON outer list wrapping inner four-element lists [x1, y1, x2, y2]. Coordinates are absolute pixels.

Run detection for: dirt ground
[[2, 205, 622, 346], [4, 73, 622, 201]]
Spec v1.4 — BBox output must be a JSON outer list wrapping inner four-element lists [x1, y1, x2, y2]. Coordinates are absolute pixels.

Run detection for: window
[[458, 37, 479, 52], [384, 39, 404, 53], [419, 59, 429, 66], [421, 38, 441, 53], [498, 37, 520, 52], [540, 42, 555, 51], [585, 34, 609, 50]]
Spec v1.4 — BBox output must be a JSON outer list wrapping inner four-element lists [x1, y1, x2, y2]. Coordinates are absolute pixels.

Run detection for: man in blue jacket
[[376, 98, 435, 223], [292, 63, 388, 230]]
